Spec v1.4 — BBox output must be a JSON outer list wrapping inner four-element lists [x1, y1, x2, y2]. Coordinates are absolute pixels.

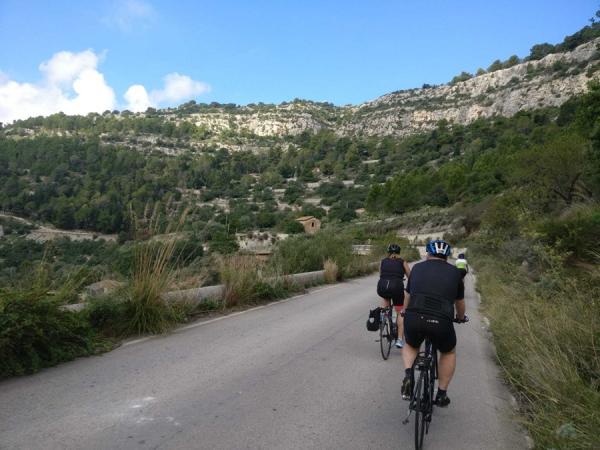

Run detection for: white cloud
[[0, 50, 210, 122], [124, 73, 211, 112], [104, 0, 157, 32], [39, 50, 101, 86], [152, 73, 211, 104], [124, 84, 152, 112], [0, 50, 116, 124]]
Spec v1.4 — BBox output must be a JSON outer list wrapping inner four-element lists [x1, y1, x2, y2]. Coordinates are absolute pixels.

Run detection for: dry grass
[[475, 256, 600, 450], [218, 255, 262, 308], [323, 258, 339, 283], [218, 255, 296, 308], [124, 203, 188, 335]]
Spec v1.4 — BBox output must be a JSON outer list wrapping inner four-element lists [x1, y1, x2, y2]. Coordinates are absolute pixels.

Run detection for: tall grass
[[472, 251, 600, 449], [123, 204, 188, 334], [218, 255, 297, 308], [323, 258, 339, 283]]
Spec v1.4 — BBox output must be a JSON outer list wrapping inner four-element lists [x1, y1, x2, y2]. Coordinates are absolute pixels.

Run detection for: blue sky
[[0, 0, 597, 121]]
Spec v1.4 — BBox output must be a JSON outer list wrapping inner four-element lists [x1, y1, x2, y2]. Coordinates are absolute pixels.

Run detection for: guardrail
[[64, 263, 380, 312]]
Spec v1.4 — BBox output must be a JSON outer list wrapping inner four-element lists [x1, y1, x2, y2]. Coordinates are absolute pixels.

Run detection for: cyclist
[[401, 239, 466, 407], [455, 252, 468, 279], [377, 244, 411, 348]]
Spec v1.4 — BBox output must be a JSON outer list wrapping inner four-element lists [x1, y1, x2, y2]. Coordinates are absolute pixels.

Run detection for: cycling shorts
[[381, 298, 404, 313], [380, 290, 404, 307], [403, 311, 456, 353]]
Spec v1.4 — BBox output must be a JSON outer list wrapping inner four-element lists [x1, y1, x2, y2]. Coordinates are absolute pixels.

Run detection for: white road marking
[[120, 284, 340, 348]]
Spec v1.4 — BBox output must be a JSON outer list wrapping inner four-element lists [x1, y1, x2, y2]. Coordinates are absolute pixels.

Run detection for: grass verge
[[472, 250, 599, 450]]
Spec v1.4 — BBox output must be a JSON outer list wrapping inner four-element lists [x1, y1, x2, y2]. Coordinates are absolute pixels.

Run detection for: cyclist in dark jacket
[[377, 244, 411, 348], [401, 239, 465, 407]]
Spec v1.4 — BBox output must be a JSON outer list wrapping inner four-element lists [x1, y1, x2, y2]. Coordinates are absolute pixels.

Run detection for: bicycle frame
[[403, 338, 438, 449]]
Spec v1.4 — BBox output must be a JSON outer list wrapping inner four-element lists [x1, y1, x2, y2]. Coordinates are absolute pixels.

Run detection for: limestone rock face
[[175, 38, 600, 138]]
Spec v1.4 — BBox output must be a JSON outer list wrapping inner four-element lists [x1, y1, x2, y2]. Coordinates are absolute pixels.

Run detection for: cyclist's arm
[[455, 299, 466, 321], [403, 260, 411, 279]]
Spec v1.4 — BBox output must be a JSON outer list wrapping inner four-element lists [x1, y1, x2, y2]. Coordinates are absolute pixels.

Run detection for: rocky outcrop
[[171, 38, 600, 138], [342, 38, 599, 136]]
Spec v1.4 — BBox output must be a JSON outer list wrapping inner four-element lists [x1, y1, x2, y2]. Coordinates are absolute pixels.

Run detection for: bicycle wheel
[[379, 314, 392, 360], [414, 371, 426, 450], [426, 353, 436, 434]]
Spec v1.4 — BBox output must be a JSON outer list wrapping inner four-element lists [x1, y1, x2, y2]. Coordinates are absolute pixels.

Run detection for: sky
[[0, 0, 597, 123]]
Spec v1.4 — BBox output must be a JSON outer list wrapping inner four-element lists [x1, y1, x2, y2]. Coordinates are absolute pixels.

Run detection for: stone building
[[295, 216, 321, 234]]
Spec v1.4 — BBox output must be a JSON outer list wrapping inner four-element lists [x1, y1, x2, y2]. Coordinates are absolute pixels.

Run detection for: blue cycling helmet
[[426, 239, 452, 257]]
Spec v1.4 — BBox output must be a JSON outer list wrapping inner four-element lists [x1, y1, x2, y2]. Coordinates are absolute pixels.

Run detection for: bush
[[538, 205, 600, 262], [0, 285, 97, 377], [271, 230, 355, 274], [84, 294, 128, 337]]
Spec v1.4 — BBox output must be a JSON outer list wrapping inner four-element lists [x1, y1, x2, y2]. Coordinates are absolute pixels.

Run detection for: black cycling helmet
[[458, 253, 465, 259], [426, 239, 452, 258], [387, 243, 401, 254]]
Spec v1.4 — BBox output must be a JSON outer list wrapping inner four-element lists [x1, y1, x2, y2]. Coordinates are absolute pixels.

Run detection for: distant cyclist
[[455, 253, 469, 279], [401, 239, 466, 407], [377, 244, 411, 348]]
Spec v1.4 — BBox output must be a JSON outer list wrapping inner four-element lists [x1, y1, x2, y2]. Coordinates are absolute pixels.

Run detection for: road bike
[[377, 305, 397, 360], [403, 316, 469, 450]]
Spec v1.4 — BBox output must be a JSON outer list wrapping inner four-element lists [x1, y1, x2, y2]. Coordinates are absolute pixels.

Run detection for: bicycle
[[377, 305, 397, 360], [402, 316, 469, 450]]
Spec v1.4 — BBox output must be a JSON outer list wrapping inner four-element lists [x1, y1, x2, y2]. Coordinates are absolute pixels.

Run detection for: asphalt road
[[0, 271, 527, 450]]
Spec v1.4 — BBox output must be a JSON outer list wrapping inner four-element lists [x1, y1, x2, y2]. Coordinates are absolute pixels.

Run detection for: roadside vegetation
[[0, 214, 416, 378], [0, 20, 598, 448], [467, 203, 599, 449]]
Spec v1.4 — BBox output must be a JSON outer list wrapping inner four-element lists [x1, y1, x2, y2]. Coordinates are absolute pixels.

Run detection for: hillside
[[3, 36, 599, 155], [1, 19, 599, 449]]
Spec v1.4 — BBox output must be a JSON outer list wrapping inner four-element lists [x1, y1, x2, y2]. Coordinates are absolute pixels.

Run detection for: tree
[[488, 60, 503, 72], [529, 43, 554, 61], [504, 55, 520, 68], [515, 133, 591, 205], [450, 72, 473, 85]]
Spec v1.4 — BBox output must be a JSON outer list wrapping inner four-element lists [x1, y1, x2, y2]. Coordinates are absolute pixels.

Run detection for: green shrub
[[0, 287, 97, 377], [538, 205, 600, 261], [84, 294, 128, 337], [270, 230, 355, 274]]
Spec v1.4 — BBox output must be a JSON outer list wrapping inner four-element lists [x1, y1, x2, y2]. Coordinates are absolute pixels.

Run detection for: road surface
[[0, 272, 526, 450]]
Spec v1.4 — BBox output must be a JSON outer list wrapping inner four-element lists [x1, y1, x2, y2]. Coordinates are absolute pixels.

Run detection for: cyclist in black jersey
[[377, 244, 411, 348], [401, 239, 466, 407]]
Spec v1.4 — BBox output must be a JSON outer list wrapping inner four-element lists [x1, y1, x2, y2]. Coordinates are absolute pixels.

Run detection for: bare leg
[[402, 343, 418, 370], [437, 350, 456, 390], [397, 310, 404, 341]]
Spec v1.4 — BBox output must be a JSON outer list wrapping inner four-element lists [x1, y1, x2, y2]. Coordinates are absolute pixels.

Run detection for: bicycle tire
[[426, 350, 436, 434], [379, 313, 392, 360], [414, 371, 426, 450]]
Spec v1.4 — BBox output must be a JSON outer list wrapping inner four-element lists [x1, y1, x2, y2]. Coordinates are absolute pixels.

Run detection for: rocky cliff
[[173, 38, 600, 138]]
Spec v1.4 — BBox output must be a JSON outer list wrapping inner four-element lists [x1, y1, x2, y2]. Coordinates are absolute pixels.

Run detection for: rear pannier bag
[[366, 307, 382, 332]]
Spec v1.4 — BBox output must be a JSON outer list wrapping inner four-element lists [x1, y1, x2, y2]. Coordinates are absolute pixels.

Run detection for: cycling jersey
[[405, 259, 464, 320], [404, 259, 464, 353], [377, 257, 406, 306], [455, 258, 468, 271]]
